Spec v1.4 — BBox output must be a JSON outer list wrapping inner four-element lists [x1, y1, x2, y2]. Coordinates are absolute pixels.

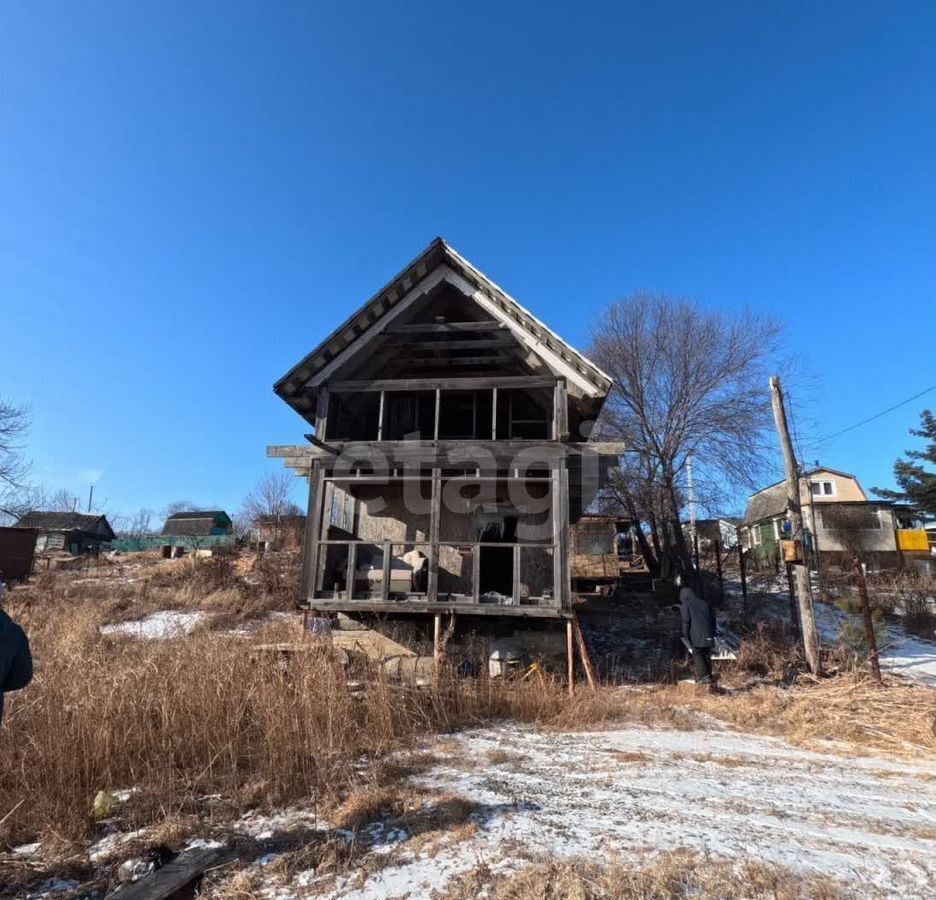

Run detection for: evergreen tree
[[873, 409, 936, 515]]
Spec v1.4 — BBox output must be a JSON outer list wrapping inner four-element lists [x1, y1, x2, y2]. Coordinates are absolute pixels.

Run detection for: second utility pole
[[770, 375, 822, 675]]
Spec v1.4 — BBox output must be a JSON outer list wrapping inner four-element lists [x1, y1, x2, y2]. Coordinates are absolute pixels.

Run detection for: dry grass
[[615, 677, 936, 759], [608, 750, 651, 764], [440, 851, 852, 899], [0, 582, 618, 853]]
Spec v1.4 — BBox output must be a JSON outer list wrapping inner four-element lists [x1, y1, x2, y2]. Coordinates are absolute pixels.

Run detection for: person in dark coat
[[678, 574, 717, 684], [0, 581, 33, 723]]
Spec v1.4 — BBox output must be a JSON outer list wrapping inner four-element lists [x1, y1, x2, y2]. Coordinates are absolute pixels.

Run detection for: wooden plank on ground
[[105, 847, 227, 900]]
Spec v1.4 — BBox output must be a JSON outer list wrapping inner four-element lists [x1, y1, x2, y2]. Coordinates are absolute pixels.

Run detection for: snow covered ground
[[814, 601, 936, 686], [218, 723, 936, 899], [98, 610, 206, 640]]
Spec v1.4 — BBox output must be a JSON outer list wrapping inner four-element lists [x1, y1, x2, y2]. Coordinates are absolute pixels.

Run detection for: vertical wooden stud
[[427, 466, 441, 602], [566, 619, 575, 696]]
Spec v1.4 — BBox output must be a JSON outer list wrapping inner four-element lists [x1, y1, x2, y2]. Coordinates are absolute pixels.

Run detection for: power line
[[802, 384, 936, 449]]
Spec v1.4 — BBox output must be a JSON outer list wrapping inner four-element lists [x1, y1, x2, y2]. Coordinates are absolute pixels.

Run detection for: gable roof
[[165, 510, 228, 521], [742, 467, 868, 525], [274, 238, 613, 422], [743, 483, 788, 525], [162, 510, 230, 537], [15, 511, 115, 539]]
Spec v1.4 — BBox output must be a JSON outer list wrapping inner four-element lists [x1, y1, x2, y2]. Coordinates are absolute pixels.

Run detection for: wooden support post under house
[[566, 619, 575, 696], [434, 613, 443, 671], [572, 614, 598, 691]]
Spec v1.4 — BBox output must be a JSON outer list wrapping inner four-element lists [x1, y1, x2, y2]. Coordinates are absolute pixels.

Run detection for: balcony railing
[[310, 539, 559, 609]]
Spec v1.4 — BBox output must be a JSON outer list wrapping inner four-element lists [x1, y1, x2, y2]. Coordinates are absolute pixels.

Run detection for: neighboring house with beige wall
[[740, 467, 923, 571]]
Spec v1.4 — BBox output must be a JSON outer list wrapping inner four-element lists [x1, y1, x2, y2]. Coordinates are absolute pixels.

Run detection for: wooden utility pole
[[770, 376, 822, 674]]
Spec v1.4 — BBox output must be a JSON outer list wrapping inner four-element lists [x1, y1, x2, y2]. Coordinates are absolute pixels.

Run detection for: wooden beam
[[491, 386, 497, 440], [399, 355, 511, 368], [301, 464, 326, 601], [377, 390, 385, 441], [386, 321, 507, 334], [558, 459, 571, 608], [512, 544, 521, 604], [427, 467, 441, 602], [303, 433, 339, 455], [573, 613, 598, 692], [107, 847, 227, 900], [345, 541, 357, 602], [554, 379, 569, 441], [299, 598, 565, 618], [385, 337, 514, 350], [328, 375, 558, 393], [315, 387, 329, 440], [551, 462, 563, 609], [567, 619, 575, 696], [381, 540, 391, 603]]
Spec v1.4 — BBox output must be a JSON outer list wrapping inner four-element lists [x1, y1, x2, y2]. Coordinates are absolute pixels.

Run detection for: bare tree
[[0, 400, 31, 520], [47, 487, 82, 512], [589, 295, 784, 578], [242, 472, 303, 547], [163, 500, 198, 518], [117, 508, 154, 539]]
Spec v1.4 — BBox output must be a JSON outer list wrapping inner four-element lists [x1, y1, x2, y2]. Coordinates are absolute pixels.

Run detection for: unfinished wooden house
[[269, 239, 623, 625]]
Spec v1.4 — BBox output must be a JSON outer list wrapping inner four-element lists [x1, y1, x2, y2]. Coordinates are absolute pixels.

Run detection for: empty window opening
[[327, 392, 380, 440], [437, 389, 493, 440], [496, 388, 552, 440], [384, 391, 436, 440]]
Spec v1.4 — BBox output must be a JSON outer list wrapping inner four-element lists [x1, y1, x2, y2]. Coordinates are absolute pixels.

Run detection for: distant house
[[161, 510, 233, 539], [251, 514, 306, 551], [683, 518, 739, 551], [14, 511, 115, 555], [739, 467, 925, 571]]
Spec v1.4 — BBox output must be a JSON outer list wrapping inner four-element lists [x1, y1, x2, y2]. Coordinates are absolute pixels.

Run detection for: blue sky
[[1, 1, 934, 518]]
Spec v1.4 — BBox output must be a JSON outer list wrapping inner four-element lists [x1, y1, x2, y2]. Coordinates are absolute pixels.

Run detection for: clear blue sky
[[1, 1, 934, 519]]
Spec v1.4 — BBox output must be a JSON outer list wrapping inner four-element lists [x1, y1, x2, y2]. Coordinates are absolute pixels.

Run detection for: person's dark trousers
[[692, 648, 713, 682]]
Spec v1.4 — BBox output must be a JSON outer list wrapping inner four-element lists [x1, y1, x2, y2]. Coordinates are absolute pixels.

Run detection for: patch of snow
[[100, 610, 206, 640], [237, 724, 936, 899], [12, 841, 42, 856], [815, 601, 936, 686], [88, 827, 148, 862], [184, 838, 226, 851], [234, 806, 325, 841]]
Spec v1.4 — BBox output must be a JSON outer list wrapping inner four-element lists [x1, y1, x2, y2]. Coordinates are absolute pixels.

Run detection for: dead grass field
[[0, 563, 618, 854], [2, 554, 935, 897], [440, 852, 850, 899]]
